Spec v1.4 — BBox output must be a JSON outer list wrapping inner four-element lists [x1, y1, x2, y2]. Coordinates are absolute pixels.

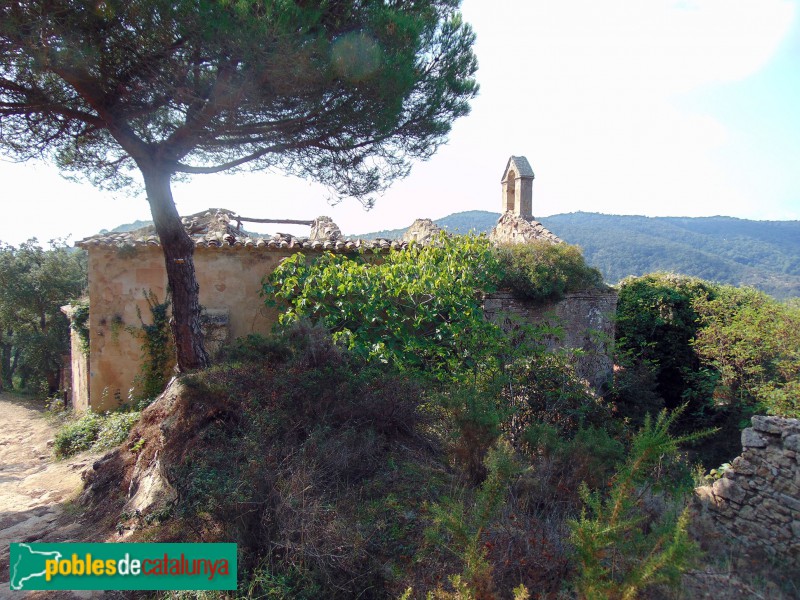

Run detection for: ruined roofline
[[76, 209, 409, 252]]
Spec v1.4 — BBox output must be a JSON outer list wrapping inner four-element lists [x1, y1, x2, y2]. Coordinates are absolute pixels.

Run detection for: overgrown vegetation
[[0, 239, 86, 395], [54, 410, 140, 458], [131, 291, 175, 403], [612, 272, 800, 466], [495, 241, 605, 303], [569, 408, 702, 600], [56, 232, 795, 598], [265, 233, 502, 381], [105, 238, 725, 599], [69, 298, 90, 355]]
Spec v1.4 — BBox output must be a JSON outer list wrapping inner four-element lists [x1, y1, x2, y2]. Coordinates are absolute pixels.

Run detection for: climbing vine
[[69, 299, 90, 355], [132, 291, 175, 403]]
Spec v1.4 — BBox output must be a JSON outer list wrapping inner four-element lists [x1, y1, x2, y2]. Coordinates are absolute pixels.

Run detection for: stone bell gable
[[492, 156, 561, 245], [501, 156, 535, 219]]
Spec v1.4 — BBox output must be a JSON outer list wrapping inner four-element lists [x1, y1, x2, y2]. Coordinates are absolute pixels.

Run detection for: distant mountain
[[101, 219, 153, 234], [354, 211, 800, 299]]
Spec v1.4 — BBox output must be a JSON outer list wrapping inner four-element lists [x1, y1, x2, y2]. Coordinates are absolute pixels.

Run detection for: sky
[[1, 0, 799, 245]]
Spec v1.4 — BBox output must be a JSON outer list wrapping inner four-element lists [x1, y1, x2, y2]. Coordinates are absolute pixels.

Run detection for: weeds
[[53, 409, 141, 458]]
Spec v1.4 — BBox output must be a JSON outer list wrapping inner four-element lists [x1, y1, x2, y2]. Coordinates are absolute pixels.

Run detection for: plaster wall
[[68, 331, 90, 411], [86, 245, 294, 410]]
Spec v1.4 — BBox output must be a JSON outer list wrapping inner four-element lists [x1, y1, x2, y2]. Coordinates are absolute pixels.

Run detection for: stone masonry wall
[[694, 416, 800, 569], [483, 289, 617, 393]]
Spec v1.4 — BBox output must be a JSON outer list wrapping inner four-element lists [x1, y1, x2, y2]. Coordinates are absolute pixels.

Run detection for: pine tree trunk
[[141, 168, 210, 371]]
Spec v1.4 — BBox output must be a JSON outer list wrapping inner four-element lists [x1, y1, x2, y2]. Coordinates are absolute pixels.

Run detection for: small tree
[[692, 286, 800, 419], [569, 409, 701, 600], [0, 0, 478, 371], [265, 233, 502, 381], [0, 240, 87, 393]]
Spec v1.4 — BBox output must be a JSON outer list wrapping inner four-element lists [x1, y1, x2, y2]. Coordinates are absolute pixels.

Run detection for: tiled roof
[[76, 209, 407, 252]]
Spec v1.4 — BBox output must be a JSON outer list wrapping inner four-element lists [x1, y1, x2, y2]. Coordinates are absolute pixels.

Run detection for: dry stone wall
[[483, 289, 617, 393], [694, 416, 800, 569]]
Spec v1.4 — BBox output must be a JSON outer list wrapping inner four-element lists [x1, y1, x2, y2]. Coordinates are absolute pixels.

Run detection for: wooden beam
[[233, 216, 314, 227]]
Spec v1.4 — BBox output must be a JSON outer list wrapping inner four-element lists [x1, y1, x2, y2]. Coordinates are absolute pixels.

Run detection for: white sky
[[1, 0, 799, 245]]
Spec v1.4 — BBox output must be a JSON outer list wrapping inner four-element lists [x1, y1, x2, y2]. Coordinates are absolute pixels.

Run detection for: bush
[[169, 324, 430, 596], [264, 233, 504, 382], [222, 333, 291, 364], [54, 410, 140, 458], [495, 241, 604, 303], [569, 409, 702, 599], [54, 412, 102, 458]]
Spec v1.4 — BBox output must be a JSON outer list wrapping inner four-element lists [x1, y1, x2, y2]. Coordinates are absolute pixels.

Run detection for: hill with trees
[[356, 211, 800, 298]]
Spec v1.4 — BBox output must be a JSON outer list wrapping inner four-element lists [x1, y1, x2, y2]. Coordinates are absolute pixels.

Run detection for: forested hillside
[[356, 211, 800, 299]]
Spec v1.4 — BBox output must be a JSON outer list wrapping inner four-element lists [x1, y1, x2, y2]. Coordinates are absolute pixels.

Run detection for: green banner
[[9, 543, 237, 591]]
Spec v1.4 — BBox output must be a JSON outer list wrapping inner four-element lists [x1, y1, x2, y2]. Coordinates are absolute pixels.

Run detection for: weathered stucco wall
[[86, 245, 294, 410], [61, 305, 89, 411], [694, 416, 800, 570], [483, 289, 618, 393]]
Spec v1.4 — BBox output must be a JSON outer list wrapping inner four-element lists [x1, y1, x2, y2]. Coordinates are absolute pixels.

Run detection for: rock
[[742, 428, 766, 448], [714, 478, 747, 504], [489, 211, 562, 245], [124, 450, 176, 518], [309, 216, 342, 242], [401, 218, 444, 244], [784, 434, 800, 453], [751, 415, 786, 435]]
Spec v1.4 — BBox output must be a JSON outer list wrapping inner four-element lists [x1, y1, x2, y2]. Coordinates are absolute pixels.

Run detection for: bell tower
[[500, 156, 534, 219]]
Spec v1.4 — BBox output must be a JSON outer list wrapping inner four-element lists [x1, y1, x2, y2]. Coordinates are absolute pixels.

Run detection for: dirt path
[[0, 393, 102, 598]]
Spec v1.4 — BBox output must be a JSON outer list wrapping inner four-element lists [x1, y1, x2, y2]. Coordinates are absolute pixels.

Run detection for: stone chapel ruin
[[63, 156, 616, 411]]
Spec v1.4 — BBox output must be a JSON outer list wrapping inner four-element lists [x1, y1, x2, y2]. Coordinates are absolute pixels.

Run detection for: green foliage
[[53, 412, 102, 458], [264, 233, 503, 381], [170, 323, 429, 597], [359, 211, 800, 299], [0, 0, 478, 200], [69, 299, 90, 355], [692, 286, 800, 419], [425, 441, 522, 599], [495, 241, 604, 303], [222, 333, 292, 365], [615, 273, 717, 410], [523, 425, 624, 486], [54, 410, 140, 458], [0, 239, 87, 393], [613, 273, 720, 433], [132, 291, 175, 402], [568, 408, 702, 600]]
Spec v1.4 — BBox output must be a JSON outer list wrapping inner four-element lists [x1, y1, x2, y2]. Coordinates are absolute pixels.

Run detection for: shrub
[[424, 440, 523, 599], [264, 233, 504, 382], [692, 285, 800, 419], [222, 333, 291, 364], [614, 273, 718, 414], [54, 410, 141, 458], [569, 408, 702, 599], [495, 241, 604, 303], [170, 325, 430, 596], [54, 412, 102, 458]]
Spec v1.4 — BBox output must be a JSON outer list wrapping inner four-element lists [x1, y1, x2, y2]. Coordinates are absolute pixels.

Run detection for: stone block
[[785, 434, 800, 453], [742, 428, 767, 448], [752, 415, 787, 434], [778, 492, 800, 513], [731, 456, 756, 475], [714, 478, 747, 504]]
